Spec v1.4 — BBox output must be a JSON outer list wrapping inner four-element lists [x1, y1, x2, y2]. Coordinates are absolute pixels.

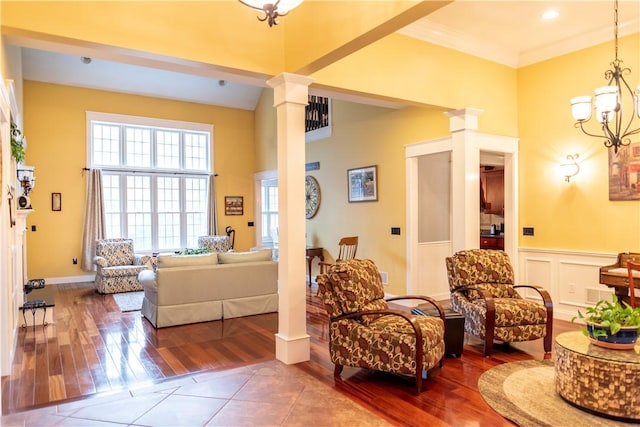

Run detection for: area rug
[[112, 291, 144, 312], [478, 359, 629, 427]]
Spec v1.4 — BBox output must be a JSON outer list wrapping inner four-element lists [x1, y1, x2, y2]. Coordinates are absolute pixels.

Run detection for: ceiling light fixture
[[570, 0, 640, 154], [238, 0, 303, 27], [542, 9, 559, 20]]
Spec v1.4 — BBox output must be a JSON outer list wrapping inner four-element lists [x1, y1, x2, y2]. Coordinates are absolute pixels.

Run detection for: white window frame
[[87, 111, 213, 252]]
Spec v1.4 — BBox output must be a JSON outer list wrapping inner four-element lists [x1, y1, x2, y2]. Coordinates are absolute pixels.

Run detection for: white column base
[[275, 333, 310, 364]]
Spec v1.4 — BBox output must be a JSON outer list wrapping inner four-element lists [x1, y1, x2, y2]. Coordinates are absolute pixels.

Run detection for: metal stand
[[22, 299, 47, 328]]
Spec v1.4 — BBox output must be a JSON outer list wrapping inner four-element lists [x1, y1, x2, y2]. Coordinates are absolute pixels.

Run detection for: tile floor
[[0, 360, 389, 427]]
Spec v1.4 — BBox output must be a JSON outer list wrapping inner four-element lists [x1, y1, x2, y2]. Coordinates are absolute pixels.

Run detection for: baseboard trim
[[42, 275, 95, 285]]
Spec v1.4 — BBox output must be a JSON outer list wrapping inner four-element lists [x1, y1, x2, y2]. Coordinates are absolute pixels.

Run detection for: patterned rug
[[478, 359, 629, 427], [112, 291, 144, 312]]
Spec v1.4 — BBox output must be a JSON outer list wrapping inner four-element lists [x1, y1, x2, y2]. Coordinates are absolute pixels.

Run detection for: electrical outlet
[[568, 282, 575, 294], [391, 227, 401, 235], [73, 258, 78, 265], [380, 271, 389, 285], [523, 227, 534, 236], [247, 221, 254, 227]]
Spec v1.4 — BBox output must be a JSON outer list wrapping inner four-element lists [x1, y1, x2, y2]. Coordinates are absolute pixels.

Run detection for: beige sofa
[[138, 249, 278, 328]]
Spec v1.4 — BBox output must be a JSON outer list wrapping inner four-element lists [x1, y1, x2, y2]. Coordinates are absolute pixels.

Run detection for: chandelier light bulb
[[570, 96, 592, 121]]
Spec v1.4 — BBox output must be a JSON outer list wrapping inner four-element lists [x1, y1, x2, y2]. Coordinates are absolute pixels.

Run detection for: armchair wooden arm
[[514, 284, 553, 352]]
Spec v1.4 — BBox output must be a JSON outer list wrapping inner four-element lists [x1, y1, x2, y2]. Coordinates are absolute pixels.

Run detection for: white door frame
[[405, 108, 519, 295]]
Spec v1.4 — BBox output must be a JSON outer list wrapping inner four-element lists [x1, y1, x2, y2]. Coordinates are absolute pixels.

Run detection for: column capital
[[445, 107, 483, 132], [267, 73, 315, 106]]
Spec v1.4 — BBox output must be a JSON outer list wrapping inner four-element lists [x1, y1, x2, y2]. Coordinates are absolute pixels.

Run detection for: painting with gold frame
[[609, 145, 640, 201]]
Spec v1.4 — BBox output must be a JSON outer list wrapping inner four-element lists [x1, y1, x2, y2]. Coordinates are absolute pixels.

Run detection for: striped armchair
[[316, 259, 445, 394], [447, 249, 553, 356], [94, 238, 150, 294]]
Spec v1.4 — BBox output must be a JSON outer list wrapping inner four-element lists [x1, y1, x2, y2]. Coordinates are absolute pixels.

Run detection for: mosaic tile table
[[554, 331, 640, 422]]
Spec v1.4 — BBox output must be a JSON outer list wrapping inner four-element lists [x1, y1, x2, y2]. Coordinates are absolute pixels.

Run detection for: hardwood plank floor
[[2, 280, 580, 426]]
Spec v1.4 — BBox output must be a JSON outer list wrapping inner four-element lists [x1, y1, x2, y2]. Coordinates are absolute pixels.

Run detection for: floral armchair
[[94, 238, 150, 294], [197, 235, 231, 253], [316, 258, 445, 394], [446, 249, 553, 356]]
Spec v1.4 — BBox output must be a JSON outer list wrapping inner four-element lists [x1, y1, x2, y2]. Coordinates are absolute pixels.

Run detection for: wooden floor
[[2, 281, 580, 425]]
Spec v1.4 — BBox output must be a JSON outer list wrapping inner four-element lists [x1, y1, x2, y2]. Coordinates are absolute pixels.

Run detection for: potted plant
[[10, 121, 26, 163], [572, 294, 640, 349]]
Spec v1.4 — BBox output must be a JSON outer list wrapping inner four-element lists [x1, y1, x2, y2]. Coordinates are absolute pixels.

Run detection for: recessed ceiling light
[[542, 9, 559, 20], [80, 56, 92, 64]]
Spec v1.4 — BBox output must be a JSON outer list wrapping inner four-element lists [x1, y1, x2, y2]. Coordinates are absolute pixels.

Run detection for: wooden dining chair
[[626, 261, 640, 308], [319, 236, 359, 274]]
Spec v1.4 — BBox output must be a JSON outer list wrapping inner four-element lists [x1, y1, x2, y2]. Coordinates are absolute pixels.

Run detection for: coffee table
[[554, 331, 640, 421]]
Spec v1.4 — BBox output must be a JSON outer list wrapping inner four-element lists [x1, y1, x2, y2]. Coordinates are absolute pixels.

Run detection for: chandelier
[[239, 0, 303, 27], [570, 0, 640, 154]]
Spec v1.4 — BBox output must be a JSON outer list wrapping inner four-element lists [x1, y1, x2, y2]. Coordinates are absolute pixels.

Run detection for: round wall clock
[[305, 175, 320, 219]]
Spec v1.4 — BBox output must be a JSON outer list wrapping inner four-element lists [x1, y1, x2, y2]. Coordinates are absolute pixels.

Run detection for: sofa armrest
[[94, 256, 108, 268], [138, 269, 158, 292]]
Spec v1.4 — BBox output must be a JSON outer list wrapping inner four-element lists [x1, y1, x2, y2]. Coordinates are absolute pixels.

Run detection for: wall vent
[[585, 288, 614, 305]]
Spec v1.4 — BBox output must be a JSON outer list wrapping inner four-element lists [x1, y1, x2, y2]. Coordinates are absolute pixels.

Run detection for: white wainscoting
[[518, 248, 618, 321], [416, 241, 452, 301]]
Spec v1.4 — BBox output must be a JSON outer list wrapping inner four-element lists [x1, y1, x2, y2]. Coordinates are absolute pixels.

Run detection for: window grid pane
[[125, 127, 151, 167], [184, 133, 208, 171], [157, 130, 180, 169], [158, 213, 180, 249], [93, 124, 120, 165]]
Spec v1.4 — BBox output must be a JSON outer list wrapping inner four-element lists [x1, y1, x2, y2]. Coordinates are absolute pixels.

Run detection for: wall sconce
[[560, 154, 580, 182]]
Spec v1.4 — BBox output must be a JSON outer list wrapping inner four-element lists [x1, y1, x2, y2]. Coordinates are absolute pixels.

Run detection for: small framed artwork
[[225, 196, 243, 215], [52, 192, 62, 211], [347, 165, 378, 202]]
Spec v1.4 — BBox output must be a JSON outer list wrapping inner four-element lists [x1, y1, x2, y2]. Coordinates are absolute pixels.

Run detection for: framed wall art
[[225, 196, 243, 215], [52, 192, 62, 211], [347, 165, 378, 202]]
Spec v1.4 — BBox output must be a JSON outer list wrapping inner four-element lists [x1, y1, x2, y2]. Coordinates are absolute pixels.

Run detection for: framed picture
[[347, 165, 378, 202], [225, 196, 243, 215], [52, 192, 62, 211]]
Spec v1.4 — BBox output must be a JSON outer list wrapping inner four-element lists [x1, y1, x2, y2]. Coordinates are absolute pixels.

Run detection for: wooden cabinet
[[482, 169, 504, 215], [480, 236, 504, 250]]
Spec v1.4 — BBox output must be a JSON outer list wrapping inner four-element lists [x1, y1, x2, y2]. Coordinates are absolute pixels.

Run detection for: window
[[88, 112, 212, 253], [261, 178, 279, 247]]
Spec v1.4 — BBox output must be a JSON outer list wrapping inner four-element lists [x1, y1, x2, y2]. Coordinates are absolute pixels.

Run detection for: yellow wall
[[311, 33, 519, 136], [254, 88, 277, 173], [301, 102, 448, 295], [23, 81, 257, 278], [517, 33, 640, 252]]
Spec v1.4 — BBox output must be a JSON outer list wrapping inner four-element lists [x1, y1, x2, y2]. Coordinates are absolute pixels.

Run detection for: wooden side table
[[306, 247, 324, 287]]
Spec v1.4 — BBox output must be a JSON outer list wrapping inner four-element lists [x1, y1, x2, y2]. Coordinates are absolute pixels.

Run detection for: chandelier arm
[[574, 121, 613, 140]]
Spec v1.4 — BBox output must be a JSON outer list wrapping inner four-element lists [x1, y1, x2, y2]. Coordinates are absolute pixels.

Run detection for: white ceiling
[[17, 1, 640, 111]]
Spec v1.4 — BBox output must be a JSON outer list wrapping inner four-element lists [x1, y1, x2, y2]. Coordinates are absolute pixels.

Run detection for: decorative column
[[447, 108, 483, 252], [267, 72, 314, 364]]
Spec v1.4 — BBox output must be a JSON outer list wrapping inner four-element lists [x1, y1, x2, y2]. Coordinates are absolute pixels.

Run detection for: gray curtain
[[81, 169, 106, 270], [208, 174, 219, 235]]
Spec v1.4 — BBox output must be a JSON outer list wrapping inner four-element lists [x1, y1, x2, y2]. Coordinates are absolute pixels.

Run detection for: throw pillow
[[157, 252, 219, 268], [217, 249, 272, 264]]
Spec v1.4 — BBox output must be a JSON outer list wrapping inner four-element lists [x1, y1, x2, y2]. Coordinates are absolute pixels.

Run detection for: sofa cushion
[[157, 252, 219, 268], [218, 249, 272, 264]]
